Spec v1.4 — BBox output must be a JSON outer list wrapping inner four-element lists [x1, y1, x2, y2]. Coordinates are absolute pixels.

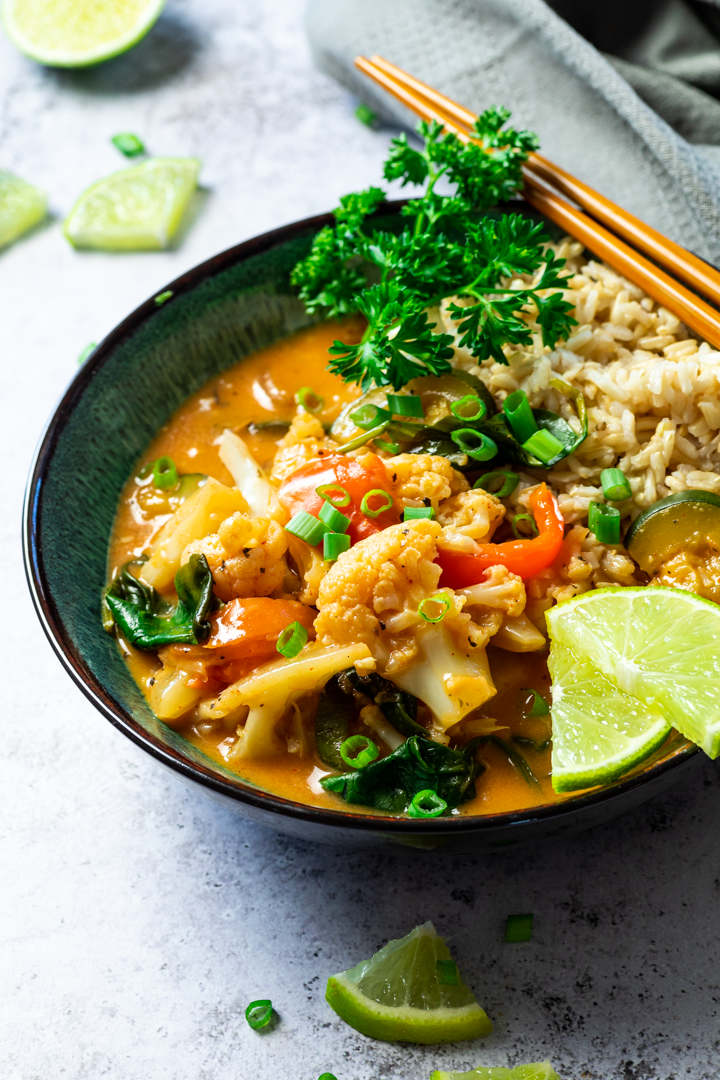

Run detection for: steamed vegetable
[[320, 735, 483, 813], [291, 113, 576, 391], [219, 429, 280, 517], [105, 554, 215, 649], [625, 489, 720, 574]]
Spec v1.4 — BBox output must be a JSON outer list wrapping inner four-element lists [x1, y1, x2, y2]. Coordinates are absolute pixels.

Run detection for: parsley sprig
[[291, 110, 577, 390]]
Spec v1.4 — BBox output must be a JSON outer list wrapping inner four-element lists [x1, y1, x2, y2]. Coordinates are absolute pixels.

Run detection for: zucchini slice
[[625, 489, 720, 574]]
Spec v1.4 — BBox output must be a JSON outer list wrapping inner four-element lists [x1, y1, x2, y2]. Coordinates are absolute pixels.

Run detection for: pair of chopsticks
[[355, 55, 720, 351]]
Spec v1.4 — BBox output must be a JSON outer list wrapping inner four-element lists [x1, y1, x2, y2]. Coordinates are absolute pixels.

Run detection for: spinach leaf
[[338, 668, 431, 741], [315, 676, 354, 769], [105, 553, 216, 649], [320, 735, 483, 814]]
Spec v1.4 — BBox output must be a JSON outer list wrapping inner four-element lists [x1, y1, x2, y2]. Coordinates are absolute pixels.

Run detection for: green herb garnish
[[111, 133, 145, 158], [276, 620, 308, 659], [245, 999, 274, 1029]]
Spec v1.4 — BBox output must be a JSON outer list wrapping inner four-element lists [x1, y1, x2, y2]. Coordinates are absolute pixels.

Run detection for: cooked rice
[[439, 237, 720, 530]]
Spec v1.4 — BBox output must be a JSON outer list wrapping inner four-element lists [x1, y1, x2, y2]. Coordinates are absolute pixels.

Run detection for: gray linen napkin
[[306, 0, 720, 268]]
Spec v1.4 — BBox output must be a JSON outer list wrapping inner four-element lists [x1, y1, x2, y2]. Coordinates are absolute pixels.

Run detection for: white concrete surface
[[2, 3, 720, 1078]]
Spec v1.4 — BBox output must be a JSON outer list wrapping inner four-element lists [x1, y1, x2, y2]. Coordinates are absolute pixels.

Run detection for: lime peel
[[0, 170, 47, 248]]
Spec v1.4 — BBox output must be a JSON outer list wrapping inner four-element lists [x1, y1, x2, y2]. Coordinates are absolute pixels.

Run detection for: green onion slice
[[600, 467, 632, 502], [316, 484, 351, 508], [340, 735, 379, 769], [319, 500, 350, 533], [523, 428, 565, 464], [374, 436, 401, 455], [350, 403, 392, 429], [436, 959, 459, 985], [418, 593, 450, 623], [511, 513, 538, 539], [276, 621, 308, 659], [154, 290, 173, 306], [451, 428, 498, 462], [408, 789, 448, 818], [335, 423, 388, 454], [323, 532, 351, 562], [111, 132, 145, 157], [245, 999, 274, 1029], [152, 456, 179, 490], [284, 510, 330, 547], [77, 341, 97, 365], [355, 103, 378, 127], [296, 386, 325, 414], [503, 390, 538, 443], [404, 506, 434, 521], [450, 394, 486, 422], [588, 501, 621, 545], [522, 688, 550, 717], [474, 471, 519, 499], [386, 393, 424, 418], [505, 913, 534, 943], [360, 489, 393, 517]]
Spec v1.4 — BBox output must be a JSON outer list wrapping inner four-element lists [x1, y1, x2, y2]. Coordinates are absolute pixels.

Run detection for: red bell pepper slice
[[438, 483, 565, 585]]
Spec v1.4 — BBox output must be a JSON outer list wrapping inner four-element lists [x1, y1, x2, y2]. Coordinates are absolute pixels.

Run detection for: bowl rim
[[23, 203, 701, 835]]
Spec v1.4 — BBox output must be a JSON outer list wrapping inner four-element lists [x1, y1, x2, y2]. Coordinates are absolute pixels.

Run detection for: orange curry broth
[[109, 318, 561, 816]]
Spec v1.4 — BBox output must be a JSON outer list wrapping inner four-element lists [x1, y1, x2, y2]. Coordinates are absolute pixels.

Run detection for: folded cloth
[[306, 0, 720, 268]]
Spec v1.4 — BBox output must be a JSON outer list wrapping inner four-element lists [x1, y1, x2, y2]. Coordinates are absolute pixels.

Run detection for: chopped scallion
[[505, 913, 534, 943], [511, 512, 538, 539], [285, 510, 330, 547], [335, 423, 388, 454], [404, 506, 434, 521], [418, 593, 450, 623], [77, 341, 97, 365], [324, 532, 351, 561], [588, 501, 621, 545], [296, 386, 325, 414], [318, 1074, 339, 1080], [350, 403, 392, 429], [316, 484, 351, 508], [503, 390, 538, 443], [522, 688, 550, 717], [276, 621, 308, 659], [474, 470, 520, 499], [245, 999, 274, 1029], [340, 735, 379, 769], [152, 456, 178, 490], [111, 132, 145, 157], [319, 500, 350, 533], [360, 489, 393, 517], [387, 393, 424, 418], [522, 428, 565, 463], [374, 436, 401, 455], [450, 428, 497, 461], [436, 959, 459, 985], [408, 789, 448, 818], [450, 394, 486, 422], [355, 103, 378, 128], [600, 467, 632, 502], [154, 290, 173, 306]]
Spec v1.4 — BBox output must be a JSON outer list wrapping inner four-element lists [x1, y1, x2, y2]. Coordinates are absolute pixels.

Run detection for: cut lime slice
[[325, 921, 492, 1044], [431, 1062, 562, 1080], [63, 157, 200, 251], [548, 642, 670, 792], [1, 0, 166, 67], [547, 586, 720, 759], [0, 170, 47, 248]]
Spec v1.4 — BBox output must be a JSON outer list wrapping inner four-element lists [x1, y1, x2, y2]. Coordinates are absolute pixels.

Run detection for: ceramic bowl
[[23, 202, 703, 852]]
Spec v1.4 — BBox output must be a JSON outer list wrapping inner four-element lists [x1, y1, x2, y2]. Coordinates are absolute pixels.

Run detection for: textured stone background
[[2, 2, 720, 1078]]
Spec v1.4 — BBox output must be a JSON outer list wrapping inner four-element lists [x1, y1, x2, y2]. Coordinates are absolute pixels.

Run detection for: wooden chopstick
[[355, 55, 720, 351], [366, 54, 720, 311]]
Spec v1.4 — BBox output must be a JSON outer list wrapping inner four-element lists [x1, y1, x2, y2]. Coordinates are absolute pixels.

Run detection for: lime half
[[548, 643, 670, 792], [2, 0, 166, 67], [431, 1062, 562, 1080], [0, 170, 47, 248], [325, 922, 492, 1044], [64, 157, 200, 251], [547, 586, 720, 760]]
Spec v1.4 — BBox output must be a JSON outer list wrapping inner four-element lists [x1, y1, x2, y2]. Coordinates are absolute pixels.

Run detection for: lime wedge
[[1, 0, 166, 67], [63, 157, 200, 251], [0, 170, 47, 248], [325, 922, 492, 1044], [547, 586, 720, 760], [548, 642, 671, 792], [431, 1062, 562, 1080]]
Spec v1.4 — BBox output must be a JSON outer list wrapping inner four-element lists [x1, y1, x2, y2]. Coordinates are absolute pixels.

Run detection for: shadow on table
[[46, 10, 202, 95]]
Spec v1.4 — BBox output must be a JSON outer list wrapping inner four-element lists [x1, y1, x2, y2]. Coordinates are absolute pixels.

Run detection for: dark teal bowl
[[23, 203, 702, 851]]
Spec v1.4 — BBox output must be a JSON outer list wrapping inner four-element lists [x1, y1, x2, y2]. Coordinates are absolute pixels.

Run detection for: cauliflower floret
[[315, 519, 497, 730], [436, 490, 505, 541], [455, 563, 543, 651], [183, 511, 287, 602], [385, 453, 469, 511], [270, 412, 339, 484]]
